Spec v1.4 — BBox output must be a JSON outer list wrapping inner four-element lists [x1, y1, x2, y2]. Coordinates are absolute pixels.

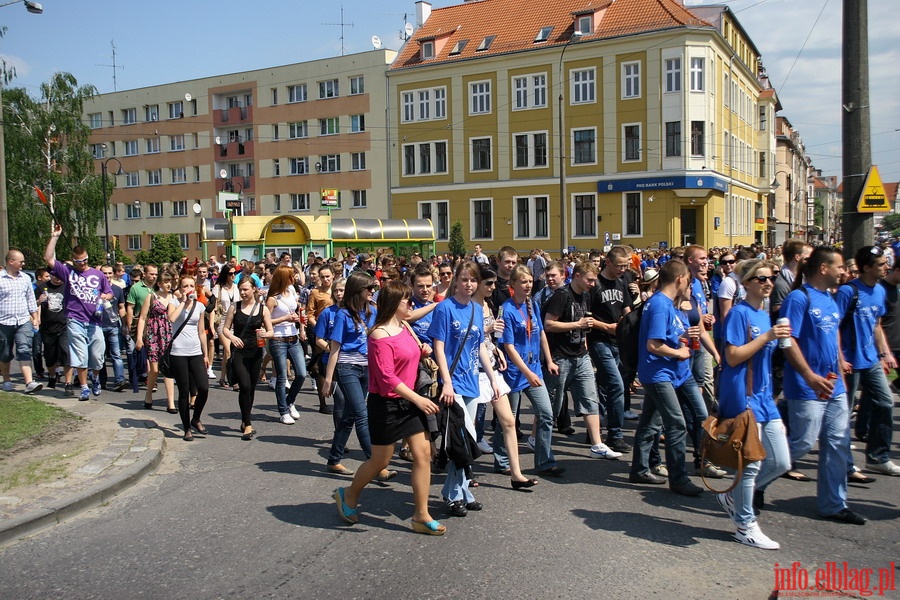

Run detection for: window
[[127, 235, 141, 251], [449, 39, 468, 56], [91, 144, 105, 159], [723, 74, 730, 107], [470, 81, 491, 114], [318, 79, 339, 99], [290, 193, 310, 211], [126, 203, 141, 219], [572, 128, 596, 164], [288, 84, 307, 103], [758, 152, 767, 180], [664, 58, 681, 93], [319, 117, 339, 136], [89, 113, 102, 128], [289, 121, 308, 139], [171, 167, 186, 184], [534, 26, 553, 43], [623, 124, 641, 161], [124, 140, 138, 156], [403, 142, 447, 175], [273, 124, 280, 140], [192, 133, 199, 148], [147, 169, 162, 186], [125, 172, 139, 187], [470, 137, 492, 171], [289, 157, 309, 175], [351, 152, 366, 171], [758, 104, 767, 131], [193, 166, 200, 182], [512, 73, 547, 109], [572, 68, 595, 104], [419, 200, 449, 240], [172, 200, 187, 217], [273, 194, 281, 212], [350, 114, 365, 133], [403, 92, 415, 122], [146, 137, 160, 154], [145, 105, 159, 122], [576, 14, 592, 35], [690, 58, 705, 91], [515, 196, 549, 239], [665, 121, 681, 157], [573, 194, 596, 237], [170, 134, 185, 151], [690, 121, 705, 156], [514, 132, 548, 168], [179, 234, 190, 250], [471, 199, 493, 239], [420, 41, 434, 60], [402, 86, 446, 122], [352, 190, 367, 208], [273, 159, 280, 177], [622, 61, 641, 98], [319, 154, 340, 173], [349, 75, 364, 95], [168, 101, 183, 119], [476, 36, 495, 51], [624, 192, 642, 235], [148, 202, 163, 218], [271, 88, 278, 105]]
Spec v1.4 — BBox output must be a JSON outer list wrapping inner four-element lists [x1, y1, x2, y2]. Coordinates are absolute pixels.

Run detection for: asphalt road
[[1, 380, 897, 600]]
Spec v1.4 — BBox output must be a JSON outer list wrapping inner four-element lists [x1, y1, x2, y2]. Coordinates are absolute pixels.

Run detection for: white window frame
[[289, 121, 308, 139], [664, 58, 681, 93], [319, 154, 340, 173], [350, 114, 365, 133], [469, 136, 492, 172], [622, 61, 641, 99], [623, 191, 643, 237], [147, 169, 162, 186], [168, 101, 183, 119], [469, 80, 491, 115], [148, 202, 163, 218], [319, 117, 339, 136], [146, 137, 160, 154], [350, 76, 364, 95], [288, 84, 307, 103], [290, 193, 310, 212], [402, 141, 448, 176], [690, 57, 705, 92], [513, 195, 550, 240], [126, 203, 141, 219], [170, 134, 185, 151], [572, 194, 597, 238], [318, 79, 339, 99], [513, 131, 549, 169], [122, 108, 136, 125], [91, 144, 105, 159], [571, 68, 596, 104], [351, 152, 366, 171], [179, 234, 190, 250], [401, 86, 446, 122], [420, 40, 434, 60], [171, 167, 187, 184], [289, 157, 309, 175], [576, 14, 592, 35], [172, 200, 188, 217], [512, 73, 548, 110], [145, 105, 159, 122], [665, 121, 682, 157], [127, 235, 142, 251], [89, 113, 102, 128], [622, 123, 641, 162], [124, 140, 138, 156], [571, 127, 597, 166], [470, 198, 494, 241], [351, 190, 367, 208], [124, 172, 139, 188], [418, 200, 449, 241]]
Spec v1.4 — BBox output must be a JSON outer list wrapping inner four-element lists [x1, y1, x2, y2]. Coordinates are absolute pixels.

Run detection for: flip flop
[[411, 519, 446, 536], [781, 471, 812, 482]]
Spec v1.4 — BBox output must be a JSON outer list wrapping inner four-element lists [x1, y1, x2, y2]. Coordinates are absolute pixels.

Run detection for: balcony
[[213, 105, 253, 127], [217, 139, 254, 160]]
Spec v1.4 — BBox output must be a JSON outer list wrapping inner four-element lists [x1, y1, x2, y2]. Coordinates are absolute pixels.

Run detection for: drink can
[[776, 317, 791, 348], [820, 372, 838, 399], [494, 306, 504, 339], [256, 331, 266, 348], [300, 308, 308, 325], [690, 337, 701, 351]]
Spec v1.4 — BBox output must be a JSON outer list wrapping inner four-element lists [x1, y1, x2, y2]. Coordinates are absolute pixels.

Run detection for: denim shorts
[[0, 322, 33, 363], [67, 320, 105, 370]]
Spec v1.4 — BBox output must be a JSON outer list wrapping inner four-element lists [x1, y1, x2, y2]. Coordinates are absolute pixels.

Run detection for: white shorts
[[476, 370, 511, 405]]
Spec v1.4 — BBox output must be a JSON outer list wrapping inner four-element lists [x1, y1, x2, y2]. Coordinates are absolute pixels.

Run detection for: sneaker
[[589, 442, 623, 460], [526, 436, 536, 452], [734, 522, 780, 550], [79, 386, 91, 401], [279, 413, 296, 425], [699, 462, 727, 478], [47, 375, 56, 389], [623, 410, 639, 420], [715, 492, 737, 520], [2, 381, 12, 392], [113, 380, 128, 392], [310, 379, 318, 392], [269, 379, 276, 390], [207, 367, 216, 380], [866, 461, 900, 476], [669, 480, 704, 496], [606, 438, 632, 453], [24, 381, 43, 394], [64, 382, 73, 397], [477, 439, 493, 454], [288, 403, 300, 420], [650, 464, 669, 477], [91, 378, 102, 396]]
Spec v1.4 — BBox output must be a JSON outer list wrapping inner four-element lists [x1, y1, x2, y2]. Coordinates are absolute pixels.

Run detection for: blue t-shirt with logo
[[719, 301, 779, 422], [638, 292, 690, 386], [410, 296, 435, 347], [500, 296, 544, 393], [315, 304, 341, 365], [835, 279, 886, 371], [427, 297, 483, 397], [328, 307, 376, 355]]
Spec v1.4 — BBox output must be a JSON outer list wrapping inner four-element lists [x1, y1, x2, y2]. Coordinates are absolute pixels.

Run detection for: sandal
[[782, 471, 812, 482], [511, 478, 539, 490], [333, 487, 358, 524], [398, 448, 414, 462], [411, 519, 446, 536]]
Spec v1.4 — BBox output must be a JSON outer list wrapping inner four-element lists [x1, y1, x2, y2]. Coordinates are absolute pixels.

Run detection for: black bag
[[160, 301, 197, 378], [616, 301, 646, 374]]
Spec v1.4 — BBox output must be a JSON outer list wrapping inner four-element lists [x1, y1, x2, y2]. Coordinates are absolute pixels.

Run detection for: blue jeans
[[269, 337, 307, 416], [733, 419, 791, 526], [691, 344, 716, 413], [327, 363, 370, 465], [845, 365, 895, 465], [679, 378, 709, 465], [787, 394, 850, 516], [443, 395, 478, 503], [588, 340, 625, 439], [101, 326, 125, 383], [497, 385, 556, 471], [0, 321, 33, 363], [545, 353, 600, 417], [631, 379, 699, 486]]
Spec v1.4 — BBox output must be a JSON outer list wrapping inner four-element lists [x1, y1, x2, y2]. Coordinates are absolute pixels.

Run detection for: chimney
[[416, 1, 432, 28]]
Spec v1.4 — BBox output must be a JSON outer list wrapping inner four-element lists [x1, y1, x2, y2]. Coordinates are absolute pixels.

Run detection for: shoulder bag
[[160, 300, 197, 379]]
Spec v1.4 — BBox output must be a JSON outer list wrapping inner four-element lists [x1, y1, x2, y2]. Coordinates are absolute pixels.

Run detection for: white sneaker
[[734, 522, 780, 550], [716, 492, 736, 521], [526, 436, 536, 452], [269, 379, 276, 390], [2, 381, 12, 392], [477, 439, 493, 454], [288, 403, 300, 419], [623, 410, 639, 420], [279, 414, 296, 425], [207, 367, 216, 380], [866, 461, 900, 476], [310, 379, 318, 392], [24, 381, 43, 394], [650, 464, 669, 477], [590, 442, 622, 460]]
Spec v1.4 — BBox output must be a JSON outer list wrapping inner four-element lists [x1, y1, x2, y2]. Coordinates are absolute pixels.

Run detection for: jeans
[[588, 340, 625, 439], [269, 337, 307, 416], [733, 419, 791, 526], [67, 320, 104, 371], [100, 326, 125, 384], [787, 394, 850, 516], [327, 363, 370, 465], [691, 345, 716, 414], [443, 395, 478, 503], [845, 365, 894, 465], [679, 379, 709, 465], [631, 379, 699, 487], [546, 353, 600, 417], [497, 385, 556, 471], [0, 322, 33, 363]]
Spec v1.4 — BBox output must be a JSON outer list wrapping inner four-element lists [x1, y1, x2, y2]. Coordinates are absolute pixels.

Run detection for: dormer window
[[534, 26, 553, 43], [421, 40, 435, 60], [449, 39, 469, 56], [577, 15, 593, 35], [476, 35, 495, 52]]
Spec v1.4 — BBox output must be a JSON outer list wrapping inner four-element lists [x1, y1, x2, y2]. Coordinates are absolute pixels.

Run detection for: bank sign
[[597, 176, 728, 193]]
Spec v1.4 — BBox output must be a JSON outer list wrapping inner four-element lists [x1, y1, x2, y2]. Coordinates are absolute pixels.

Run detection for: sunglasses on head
[[751, 275, 778, 284]]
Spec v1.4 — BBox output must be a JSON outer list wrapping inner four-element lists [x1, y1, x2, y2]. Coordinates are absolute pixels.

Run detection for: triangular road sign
[[856, 165, 890, 212]]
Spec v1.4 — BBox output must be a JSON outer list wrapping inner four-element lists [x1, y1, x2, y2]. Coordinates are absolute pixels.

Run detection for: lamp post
[[0, 0, 43, 13], [557, 28, 581, 256], [771, 169, 792, 241], [100, 154, 124, 265]]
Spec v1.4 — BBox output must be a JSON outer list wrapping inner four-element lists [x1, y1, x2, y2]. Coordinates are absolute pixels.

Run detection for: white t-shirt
[[717, 273, 745, 309], [168, 298, 203, 357], [270, 287, 300, 337]]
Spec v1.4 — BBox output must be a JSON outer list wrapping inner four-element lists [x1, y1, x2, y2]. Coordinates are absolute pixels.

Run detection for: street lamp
[[0, 0, 43, 13], [771, 169, 792, 240], [558, 27, 582, 256], [100, 151, 125, 265]]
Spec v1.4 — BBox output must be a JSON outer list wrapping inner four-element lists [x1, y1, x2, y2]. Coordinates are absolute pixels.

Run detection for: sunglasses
[[73, 257, 89, 264], [366, 285, 377, 292], [720, 259, 736, 265], [439, 272, 452, 277], [483, 280, 497, 287], [380, 277, 393, 282], [751, 275, 778, 284]]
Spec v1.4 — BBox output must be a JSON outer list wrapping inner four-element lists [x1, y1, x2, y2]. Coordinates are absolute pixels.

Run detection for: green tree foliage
[[880, 213, 900, 233], [3, 72, 102, 265], [448, 220, 467, 258], [134, 234, 185, 267]]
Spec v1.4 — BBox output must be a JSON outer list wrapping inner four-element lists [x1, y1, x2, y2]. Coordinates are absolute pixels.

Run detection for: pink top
[[368, 326, 420, 398]]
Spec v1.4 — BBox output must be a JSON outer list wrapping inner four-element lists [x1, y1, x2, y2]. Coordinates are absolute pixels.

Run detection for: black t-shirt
[[490, 275, 511, 317], [879, 279, 900, 352], [544, 284, 589, 358], [588, 274, 633, 345], [37, 280, 67, 334]]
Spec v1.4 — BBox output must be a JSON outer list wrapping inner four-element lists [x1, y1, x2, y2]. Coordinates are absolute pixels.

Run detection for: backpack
[[616, 301, 646, 374]]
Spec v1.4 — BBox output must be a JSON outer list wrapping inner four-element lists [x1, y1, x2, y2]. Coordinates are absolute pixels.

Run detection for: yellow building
[[389, 0, 778, 254]]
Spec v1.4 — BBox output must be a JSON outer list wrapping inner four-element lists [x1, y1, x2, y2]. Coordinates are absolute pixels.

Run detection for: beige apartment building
[[85, 49, 396, 260], [771, 115, 813, 245]]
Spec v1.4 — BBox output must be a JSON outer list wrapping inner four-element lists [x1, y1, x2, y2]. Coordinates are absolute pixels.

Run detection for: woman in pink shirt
[[333, 280, 444, 535]]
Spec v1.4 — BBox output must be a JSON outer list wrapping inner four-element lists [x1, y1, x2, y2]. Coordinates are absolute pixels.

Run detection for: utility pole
[[841, 0, 872, 257]]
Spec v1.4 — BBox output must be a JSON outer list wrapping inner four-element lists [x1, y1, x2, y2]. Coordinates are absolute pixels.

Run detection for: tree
[[880, 213, 900, 233], [3, 72, 101, 264], [134, 234, 185, 267], [448, 220, 467, 258]]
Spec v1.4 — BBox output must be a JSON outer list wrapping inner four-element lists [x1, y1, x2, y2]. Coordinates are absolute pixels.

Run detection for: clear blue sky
[[2, 0, 897, 182]]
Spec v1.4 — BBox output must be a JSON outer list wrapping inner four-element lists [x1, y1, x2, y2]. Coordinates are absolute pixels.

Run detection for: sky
[[1, 0, 897, 183]]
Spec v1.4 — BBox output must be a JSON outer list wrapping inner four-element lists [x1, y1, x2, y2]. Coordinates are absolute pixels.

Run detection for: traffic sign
[[856, 165, 890, 213]]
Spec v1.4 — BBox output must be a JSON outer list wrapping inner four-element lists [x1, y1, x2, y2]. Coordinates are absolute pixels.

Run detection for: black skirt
[[367, 392, 428, 446]]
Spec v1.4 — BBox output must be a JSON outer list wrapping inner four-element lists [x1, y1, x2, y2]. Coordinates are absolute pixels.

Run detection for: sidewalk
[[0, 389, 165, 547]]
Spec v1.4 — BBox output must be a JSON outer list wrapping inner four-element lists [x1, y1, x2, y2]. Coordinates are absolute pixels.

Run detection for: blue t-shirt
[[314, 304, 341, 365], [835, 279, 886, 371], [427, 297, 483, 397], [410, 296, 435, 347], [690, 278, 709, 315], [328, 307, 376, 355], [718, 301, 780, 422], [779, 285, 846, 400], [500, 296, 544, 393], [637, 292, 690, 386]]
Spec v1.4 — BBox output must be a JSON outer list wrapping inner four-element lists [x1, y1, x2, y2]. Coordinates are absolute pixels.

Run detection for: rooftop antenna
[[322, 5, 354, 56], [385, 12, 412, 41], [96, 40, 124, 92]]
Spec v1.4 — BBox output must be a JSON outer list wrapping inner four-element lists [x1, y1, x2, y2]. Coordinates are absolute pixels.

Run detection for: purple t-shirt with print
[[49, 261, 112, 325]]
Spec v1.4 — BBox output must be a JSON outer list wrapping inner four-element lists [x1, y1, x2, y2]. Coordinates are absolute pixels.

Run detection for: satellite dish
[[371, 35, 382, 49], [215, 136, 222, 145], [184, 93, 192, 102], [192, 202, 202, 215], [404, 23, 414, 38], [219, 169, 228, 179]]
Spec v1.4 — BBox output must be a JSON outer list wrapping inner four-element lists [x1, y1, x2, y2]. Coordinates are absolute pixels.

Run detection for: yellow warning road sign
[[856, 165, 890, 212]]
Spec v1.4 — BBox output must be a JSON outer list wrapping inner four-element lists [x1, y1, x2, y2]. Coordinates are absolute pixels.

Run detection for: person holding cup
[[223, 277, 274, 440]]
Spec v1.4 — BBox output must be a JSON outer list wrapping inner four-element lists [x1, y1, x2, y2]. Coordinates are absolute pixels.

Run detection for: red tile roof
[[885, 181, 899, 201], [392, 0, 712, 70]]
